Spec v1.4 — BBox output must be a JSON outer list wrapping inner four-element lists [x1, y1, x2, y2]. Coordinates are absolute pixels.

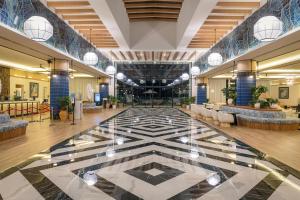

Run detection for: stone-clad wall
[[0, 66, 10, 99]]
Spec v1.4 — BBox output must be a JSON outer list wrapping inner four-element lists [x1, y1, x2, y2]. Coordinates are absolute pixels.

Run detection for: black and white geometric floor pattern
[[1, 108, 300, 200]]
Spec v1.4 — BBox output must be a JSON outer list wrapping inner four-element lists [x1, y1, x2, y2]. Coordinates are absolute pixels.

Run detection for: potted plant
[[221, 87, 236, 105], [251, 86, 268, 109], [181, 98, 186, 108], [111, 96, 118, 109], [58, 96, 70, 121], [267, 98, 279, 109]]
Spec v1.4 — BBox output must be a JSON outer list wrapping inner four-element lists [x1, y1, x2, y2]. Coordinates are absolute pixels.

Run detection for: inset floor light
[[83, 171, 97, 186], [24, 16, 53, 42], [106, 65, 116, 75], [254, 16, 283, 42]]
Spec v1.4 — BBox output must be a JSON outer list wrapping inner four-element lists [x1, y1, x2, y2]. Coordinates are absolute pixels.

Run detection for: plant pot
[[227, 98, 233, 105], [68, 113, 74, 121], [112, 104, 117, 109], [186, 105, 190, 110], [254, 103, 261, 109], [182, 104, 186, 108], [270, 103, 278, 109], [59, 110, 68, 121]]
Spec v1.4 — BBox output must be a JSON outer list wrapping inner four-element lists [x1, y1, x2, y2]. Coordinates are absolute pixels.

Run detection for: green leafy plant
[[251, 85, 268, 105], [190, 96, 196, 104], [110, 96, 118, 105], [58, 96, 71, 111], [266, 98, 278, 105], [221, 87, 237, 103]]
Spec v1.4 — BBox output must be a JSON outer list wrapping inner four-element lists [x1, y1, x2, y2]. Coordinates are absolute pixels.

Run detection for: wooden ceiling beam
[[124, 0, 183, 3], [62, 15, 99, 20], [216, 2, 260, 8], [47, 1, 90, 7], [207, 15, 244, 20], [69, 21, 102, 25], [125, 3, 182, 9], [211, 9, 252, 15], [55, 8, 94, 14], [126, 8, 180, 14]]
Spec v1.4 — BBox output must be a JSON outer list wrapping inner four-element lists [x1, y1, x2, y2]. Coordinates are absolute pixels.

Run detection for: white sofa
[[211, 110, 219, 125], [202, 108, 213, 121], [218, 111, 234, 127]]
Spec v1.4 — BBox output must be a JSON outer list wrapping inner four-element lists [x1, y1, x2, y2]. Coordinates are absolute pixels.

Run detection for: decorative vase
[[59, 110, 68, 121], [254, 103, 261, 109], [270, 103, 278, 109], [227, 98, 233, 105]]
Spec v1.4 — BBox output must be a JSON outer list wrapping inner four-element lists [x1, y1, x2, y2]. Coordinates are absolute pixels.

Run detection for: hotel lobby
[[1, 0, 300, 199]]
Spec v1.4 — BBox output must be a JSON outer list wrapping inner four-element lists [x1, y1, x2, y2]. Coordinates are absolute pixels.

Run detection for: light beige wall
[[257, 80, 300, 106], [69, 78, 99, 101], [208, 78, 226, 103], [10, 76, 50, 102]]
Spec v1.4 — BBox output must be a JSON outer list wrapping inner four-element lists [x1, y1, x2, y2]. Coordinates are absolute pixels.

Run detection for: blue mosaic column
[[99, 83, 109, 104], [236, 59, 257, 106], [50, 60, 69, 119], [197, 83, 207, 104]]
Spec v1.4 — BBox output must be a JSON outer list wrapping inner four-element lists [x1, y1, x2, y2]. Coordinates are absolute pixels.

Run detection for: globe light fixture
[[162, 79, 167, 84], [116, 72, 125, 80], [127, 79, 132, 84], [180, 136, 188, 144], [23, 16, 53, 42], [83, 52, 98, 66], [208, 52, 223, 66], [116, 137, 124, 145], [181, 73, 189, 81], [174, 79, 180, 83], [140, 79, 145, 84], [105, 65, 116, 75], [254, 16, 283, 42], [191, 66, 200, 76]]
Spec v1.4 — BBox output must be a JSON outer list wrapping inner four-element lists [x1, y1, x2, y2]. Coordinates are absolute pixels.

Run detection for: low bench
[[237, 114, 300, 131], [0, 114, 28, 141], [83, 103, 103, 113]]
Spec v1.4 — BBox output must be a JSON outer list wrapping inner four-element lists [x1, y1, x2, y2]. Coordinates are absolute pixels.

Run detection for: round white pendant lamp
[[208, 52, 223, 66], [181, 73, 189, 81], [140, 80, 145, 84], [105, 65, 116, 75], [116, 72, 125, 80], [191, 66, 200, 76], [23, 16, 53, 42], [254, 16, 283, 42], [83, 171, 97, 186], [206, 173, 221, 186], [162, 79, 167, 84], [83, 52, 98, 66], [127, 79, 132, 84]]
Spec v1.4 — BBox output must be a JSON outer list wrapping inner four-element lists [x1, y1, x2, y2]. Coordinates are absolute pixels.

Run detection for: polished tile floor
[[1, 108, 300, 200]]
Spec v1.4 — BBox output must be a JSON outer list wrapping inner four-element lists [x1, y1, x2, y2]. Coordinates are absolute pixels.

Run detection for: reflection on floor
[[1, 108, 300, 200]]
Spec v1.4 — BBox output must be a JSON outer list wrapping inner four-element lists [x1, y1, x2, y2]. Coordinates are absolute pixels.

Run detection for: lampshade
[[191, 66, 200, 76], [254, 16, 283, 42], [208, 53, 223, 66], [83, 52, 98, 65], [162, 79, 167, 84], [116, 72, 125, 80], [23, 16, 53, 42], [181, 73, 189, 81], [105, 65, 116, 75]]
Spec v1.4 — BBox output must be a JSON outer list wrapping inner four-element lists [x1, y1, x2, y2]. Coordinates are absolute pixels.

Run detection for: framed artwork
[[30, 82, 39, 98], [279, 87, 289, 99]]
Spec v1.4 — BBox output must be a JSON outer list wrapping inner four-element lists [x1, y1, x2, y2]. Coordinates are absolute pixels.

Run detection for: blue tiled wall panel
[[197, 84, 207, 105], [50, 74, 69, 119], [99, 84, 109, 104], [236, 73, 256, 106]]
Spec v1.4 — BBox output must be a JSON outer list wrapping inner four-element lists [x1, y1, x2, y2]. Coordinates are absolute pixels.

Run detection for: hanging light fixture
[[191, 51, 200, 76], [181, 73, 189, 81], [162, 79, 167, 84], [254, 16, 283, 42], [208, 29, 223, 66], [83, 27, 98, 66], [24, 16, 53, 42], [105, 65, 116, 75], [140, 79, 145, 84], [116, 72, 125, 80]]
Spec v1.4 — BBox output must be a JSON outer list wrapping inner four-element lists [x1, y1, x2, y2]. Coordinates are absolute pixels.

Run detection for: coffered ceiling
[[188, 0, 262, 48], [46, 0, 119, 48], [122, 0, 184, 22]]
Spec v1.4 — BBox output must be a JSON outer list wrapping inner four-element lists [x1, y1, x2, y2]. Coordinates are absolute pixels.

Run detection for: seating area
[[219, 106, 300, 131], [191, 104, 234, 127], [191, 104, 300, 131], [0, 114, 28, 141], [82, 102, 103, 113]]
